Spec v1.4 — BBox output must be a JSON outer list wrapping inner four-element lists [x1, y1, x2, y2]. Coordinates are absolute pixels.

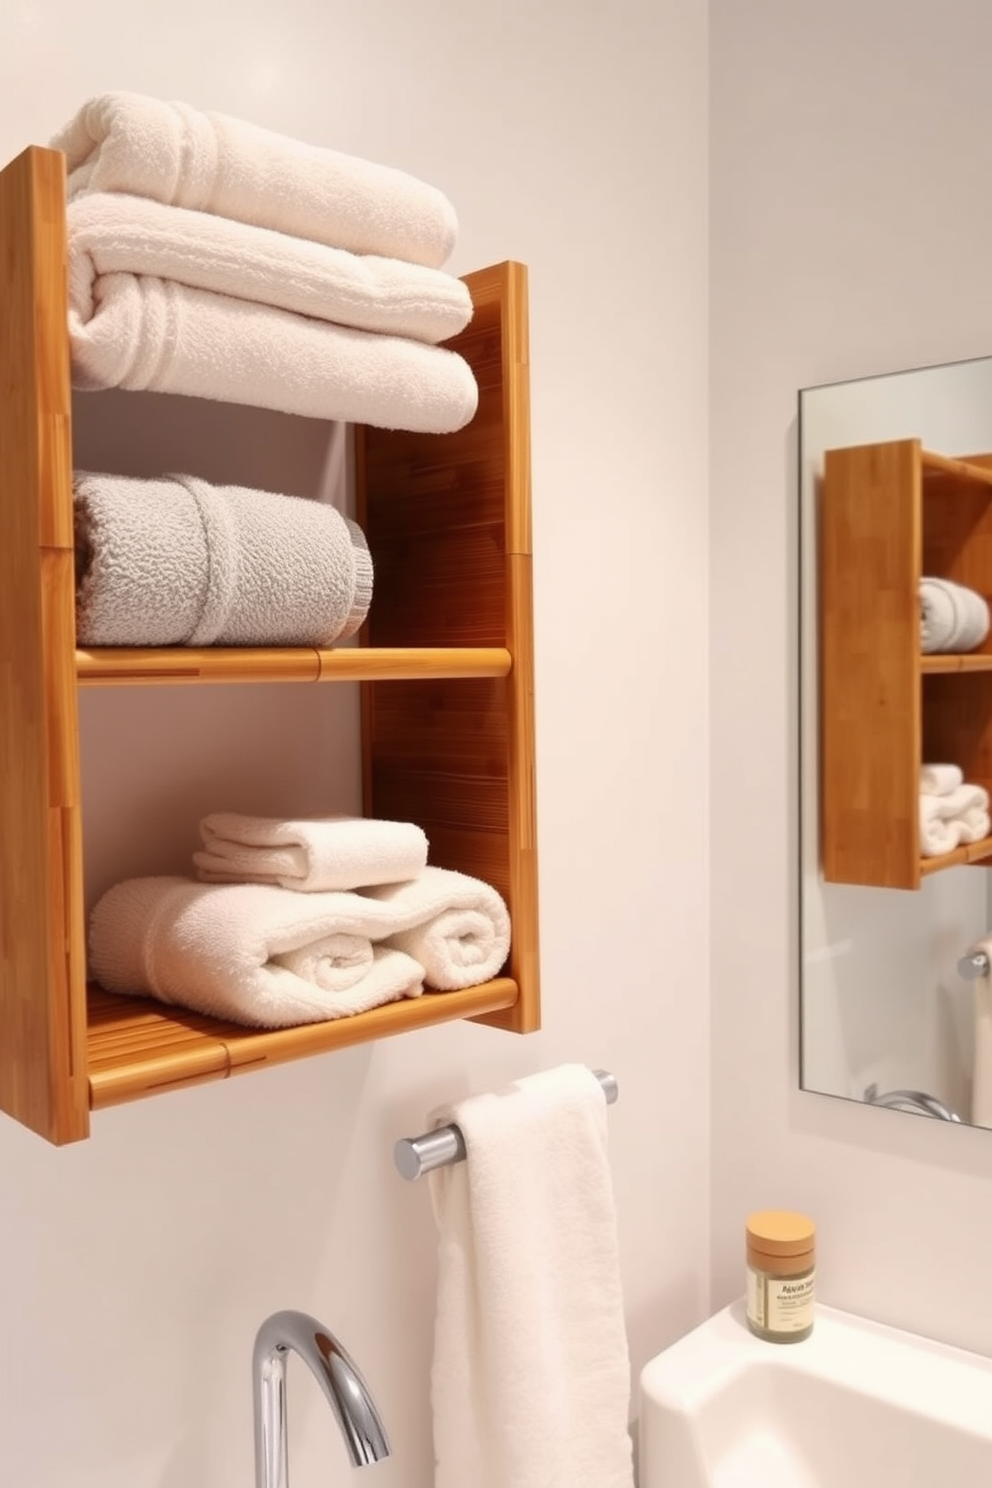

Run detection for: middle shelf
[[76, 646, 512, 686]]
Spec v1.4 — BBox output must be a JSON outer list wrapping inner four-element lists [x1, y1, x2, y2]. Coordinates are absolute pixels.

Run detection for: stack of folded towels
[[88, 815, 511, 1027], [74, 469, 373, 646], [920, 577, 990, 654], [53, 92, 478, 432], [920, 764, 991, 856]]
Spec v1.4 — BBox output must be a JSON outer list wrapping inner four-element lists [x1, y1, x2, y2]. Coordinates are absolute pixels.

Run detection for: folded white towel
[[68, 274, 478, 433], [67, 194, 472, 345], [194, 814, 429, 891], [920, 785, 992, 856], [920, 577, 990, 653], [53, 92, 458, 268], [88, 877, 426, 1027], [920, 763, 964, 795], [74, 471, 373, 647], [362, 866, 510, 990], [429, 1065, 635, 1488]]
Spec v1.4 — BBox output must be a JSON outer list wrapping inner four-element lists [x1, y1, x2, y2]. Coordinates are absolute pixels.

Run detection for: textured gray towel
[[74, 471, 373, 647]]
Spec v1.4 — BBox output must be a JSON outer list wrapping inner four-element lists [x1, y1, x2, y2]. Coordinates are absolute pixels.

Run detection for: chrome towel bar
[[394, 1067, 619, 1181]]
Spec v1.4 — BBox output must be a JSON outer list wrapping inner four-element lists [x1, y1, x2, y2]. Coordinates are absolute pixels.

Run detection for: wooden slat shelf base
[[919, 837, 992, 876], [76, 646, 513, 686], [921, 654, 992, 673], [87, 979, 519, 1109]]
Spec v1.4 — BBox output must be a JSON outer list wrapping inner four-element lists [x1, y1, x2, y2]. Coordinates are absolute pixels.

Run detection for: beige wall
[[710, 0, 992, 1354], [0, 3, 710, 1485]]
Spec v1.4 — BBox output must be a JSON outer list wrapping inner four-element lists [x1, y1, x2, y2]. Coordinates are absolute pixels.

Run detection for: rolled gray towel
[[74, 471, 373, 647]]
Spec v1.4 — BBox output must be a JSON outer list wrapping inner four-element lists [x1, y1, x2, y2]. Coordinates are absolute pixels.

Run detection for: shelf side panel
[[820, 440, 921, 888], [357, 262, 539, 1031], [0, 146, 88, 1142]]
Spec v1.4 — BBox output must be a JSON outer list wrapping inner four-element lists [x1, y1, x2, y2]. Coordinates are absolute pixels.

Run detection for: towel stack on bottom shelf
[[89, 816, 512, 1027], [54, 91, 479, 432], [920, 764, 991, 856]]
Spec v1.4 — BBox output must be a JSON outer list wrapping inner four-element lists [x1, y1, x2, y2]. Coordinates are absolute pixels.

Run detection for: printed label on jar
[[746, 1267, 815, 1333]]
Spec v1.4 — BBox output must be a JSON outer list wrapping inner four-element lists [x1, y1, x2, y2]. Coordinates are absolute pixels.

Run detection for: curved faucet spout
[[253, 1309, 390, 1487]]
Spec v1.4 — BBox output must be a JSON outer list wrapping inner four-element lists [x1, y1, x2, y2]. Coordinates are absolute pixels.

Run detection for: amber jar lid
[[746, 1209, 816, 1257]]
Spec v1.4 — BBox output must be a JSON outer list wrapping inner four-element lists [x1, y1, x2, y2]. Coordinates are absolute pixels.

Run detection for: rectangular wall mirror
[[800, 354, 992, 1130]]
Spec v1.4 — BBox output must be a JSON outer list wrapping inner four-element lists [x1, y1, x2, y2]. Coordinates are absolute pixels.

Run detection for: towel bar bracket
[[394, 1067, 618, 1181]]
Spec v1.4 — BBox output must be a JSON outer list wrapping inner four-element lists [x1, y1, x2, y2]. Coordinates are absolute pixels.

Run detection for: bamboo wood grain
[[357, 262, 540, 1033], [820, 440, 922, 888], [87, 980, 519, 1107], [76, 646, 512, 685], [0, 146, 88, 1143]]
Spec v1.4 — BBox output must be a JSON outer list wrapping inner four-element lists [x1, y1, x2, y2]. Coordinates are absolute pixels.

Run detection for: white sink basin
[[639, 1300, 992, 1488]]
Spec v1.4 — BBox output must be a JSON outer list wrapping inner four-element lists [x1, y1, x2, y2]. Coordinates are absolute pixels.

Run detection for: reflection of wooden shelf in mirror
[[0, 144, 540, 1144], [821, 437, 992, 889]]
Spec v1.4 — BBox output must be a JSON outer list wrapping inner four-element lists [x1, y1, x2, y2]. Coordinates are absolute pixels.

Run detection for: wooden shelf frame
[[821, 437, 992, 888], [0, 145, 540, 1143]]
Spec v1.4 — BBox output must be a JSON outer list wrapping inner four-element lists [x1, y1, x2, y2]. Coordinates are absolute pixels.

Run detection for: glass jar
[[745, 1209, 816, 1343]]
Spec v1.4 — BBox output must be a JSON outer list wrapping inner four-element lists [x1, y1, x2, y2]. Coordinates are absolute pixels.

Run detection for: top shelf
[[921, 449, 992, 487], [76, 645, 512, 686]]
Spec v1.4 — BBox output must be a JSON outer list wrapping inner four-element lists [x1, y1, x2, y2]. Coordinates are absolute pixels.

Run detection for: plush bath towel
[[920, 763, 964, 796], [920, 784, 991, 857], [89, 867, 509, 1024], [67, 194, 472, 345], [429, 1065, 635, 1488], [53, 92, 459, 268], [74, 471, 373, 647], [363, 866, 510, 990], [68, 274, 478, 432], [89, 877, 427, 1027], [920, 577, 990, 653], [194, 814, 429, 891]]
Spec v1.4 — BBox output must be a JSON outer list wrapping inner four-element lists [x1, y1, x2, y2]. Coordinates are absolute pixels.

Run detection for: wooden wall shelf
[[821, 437, 992, 888], [0, 144, 540, 1143]]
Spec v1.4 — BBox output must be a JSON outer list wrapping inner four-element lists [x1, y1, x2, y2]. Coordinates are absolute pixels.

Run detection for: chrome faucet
[[863, 1083, 962, 1122], [253, 1310, 390, 1487]]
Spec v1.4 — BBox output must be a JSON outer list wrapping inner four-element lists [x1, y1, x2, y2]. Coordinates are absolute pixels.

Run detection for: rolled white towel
[[920, 763, 964, 795], [920, 577, 990, 653], [89, 876, 427, 1027], [194, 814, 429, 892], [920, 784, 992, 856], [53, 92, 459, 268], [363, 866, 511, 990]]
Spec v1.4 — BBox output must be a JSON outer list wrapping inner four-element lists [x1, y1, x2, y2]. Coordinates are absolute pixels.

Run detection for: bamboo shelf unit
[[0, 144, 540, 1145], [821, 437, 992, 888]]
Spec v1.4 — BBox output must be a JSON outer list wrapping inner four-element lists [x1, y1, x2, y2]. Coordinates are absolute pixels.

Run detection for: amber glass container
[[745, 1210, 816, 1343]]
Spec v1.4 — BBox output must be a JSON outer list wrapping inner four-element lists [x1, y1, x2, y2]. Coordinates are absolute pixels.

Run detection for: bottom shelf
[[919, 835, 992, 876], [86, 978, 519, 1110]]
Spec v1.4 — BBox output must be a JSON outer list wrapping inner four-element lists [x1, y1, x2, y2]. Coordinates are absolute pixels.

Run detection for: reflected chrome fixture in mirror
[[253, 1309, 390, 1487], [863, 1083, 963, 1122], [799, 353, 992, 1134]]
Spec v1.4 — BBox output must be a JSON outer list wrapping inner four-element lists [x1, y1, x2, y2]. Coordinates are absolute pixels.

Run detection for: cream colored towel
[[74, 472, 372, 647], [68, 275, 478, 433], [429, 1065, 635, 1488], [194, 814, 429, 891], [363, 867, 510, 989], [89, 877, 426, 1027], [67, 194, 472, 345], [53, 92, 458, 267]]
